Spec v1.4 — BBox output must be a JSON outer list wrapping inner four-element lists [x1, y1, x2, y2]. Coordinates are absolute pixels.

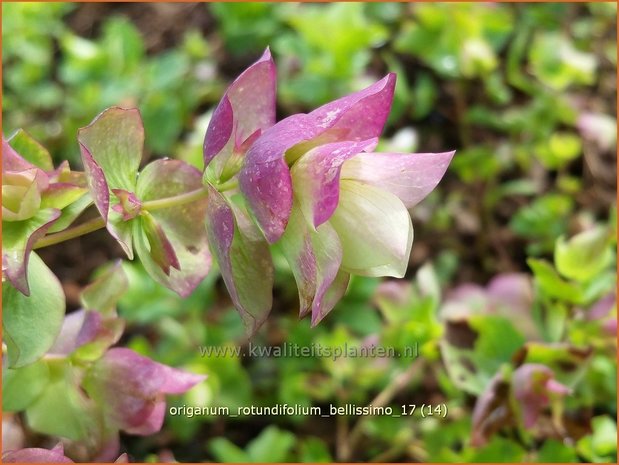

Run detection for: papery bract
[[2, 134, 86, 295], [236, 72, 454, 323], [239, 74, 396, 243], [49, 262, 128, 359], [134, 159, 211, 297], [78, 109, 211, 297], [512, 363, 571, 428], [204, 47, 276, 182], [204, 185, 274, 333], [78, 107, 144, 257], [83, 348, 205, 435]]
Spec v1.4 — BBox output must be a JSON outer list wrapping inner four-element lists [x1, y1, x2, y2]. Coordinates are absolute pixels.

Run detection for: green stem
[[33, 217, 106, 249], [34, 186, 212, 249], [141, 186, 209, 211]]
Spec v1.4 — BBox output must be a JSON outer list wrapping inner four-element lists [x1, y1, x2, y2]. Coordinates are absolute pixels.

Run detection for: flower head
[[237, 73, 454, 325], [83, 348, 205, 435]]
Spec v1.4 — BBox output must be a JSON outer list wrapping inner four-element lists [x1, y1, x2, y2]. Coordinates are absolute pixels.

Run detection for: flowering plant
[[2, 49, 453, 459]]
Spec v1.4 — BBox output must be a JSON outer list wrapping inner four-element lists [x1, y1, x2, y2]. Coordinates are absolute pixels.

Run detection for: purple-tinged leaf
[[204, 95, 234, 167], [308, 73, 396, 142], [340, 151, 455, 209], [279, 205, 349, 325], [240, 74, 396, 243], [3, 208, 61, 295], [48, 309, 103, 356], [83, 348, 205, 436], [78, 108, 144, 257], [204, 48, 276, 179], [7, 129, 54, 171], [80, 143, 134, 257], [2, 137, 47, 183], [291, 139, 377, 228], [512, 364, 571, 428], [3, 444, 73, 463], [78, 107, 144, 191], [135, 159, 211, 297], [587, 292, 616, 321], [205, 185, 274, 334]]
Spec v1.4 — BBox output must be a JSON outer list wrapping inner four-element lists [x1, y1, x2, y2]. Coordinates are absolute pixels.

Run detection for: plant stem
[[141, 186, 209, 211], [33, 217, 106, 249], [34, 186, 211, 249]]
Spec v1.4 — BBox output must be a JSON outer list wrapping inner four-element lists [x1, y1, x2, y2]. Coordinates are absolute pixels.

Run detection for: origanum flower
[[238, 73, 454, 325], [471, 363, 571, 446], [2, 134, 87, 295], [511, 363, 571, 428], [83, 348, 205, 435]]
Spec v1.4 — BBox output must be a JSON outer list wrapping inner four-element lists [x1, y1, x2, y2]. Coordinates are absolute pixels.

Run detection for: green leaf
[[209, 438, 250, 463], [2, 360, 49, 411], [26, 361, 98, 441], [471, 436, 526, 462], [537, 439, 577, 462], [591, 416, 617, 457], [471, 316, 526, 370], [78, 107, 143, 193], [246, 426, 296, 462], [529, 32, 597, 90], [7, 129, 53, 171], [527, 258, 583, 303], [577, 415, 618, 462], [101, 17, 144, 74], [3, 252, 65, 367], [299, 437, 332, 462], [555, 227, 612, 282]]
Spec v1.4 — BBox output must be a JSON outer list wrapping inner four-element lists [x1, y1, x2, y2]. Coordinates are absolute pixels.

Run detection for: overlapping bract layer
[[78, 108, 211, 298], [205, 50, 454, 329]]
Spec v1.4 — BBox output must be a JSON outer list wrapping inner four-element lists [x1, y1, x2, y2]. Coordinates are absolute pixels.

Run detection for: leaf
[[2, 360, 50, 411], [205, 186, 273, 334], [527, 258, 583, 303], [134, 159, 212, 297], [7, 129, 53, 171], [246, 426, 296, 462], [78, 107, 144, 257], [555, 227, 612, 282], [537, 440, 577, 462], [299, 437, 332, 463], [26, 361, 99, 441], [3, 252, 65, 367], [209, 438, 250, 463]]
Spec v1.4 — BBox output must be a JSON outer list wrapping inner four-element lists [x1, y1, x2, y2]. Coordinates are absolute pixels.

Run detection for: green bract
[[2, 253, 65, 368]]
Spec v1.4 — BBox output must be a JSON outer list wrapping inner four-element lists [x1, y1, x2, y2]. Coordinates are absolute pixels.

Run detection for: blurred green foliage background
[[2, 2, 617, 463]]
